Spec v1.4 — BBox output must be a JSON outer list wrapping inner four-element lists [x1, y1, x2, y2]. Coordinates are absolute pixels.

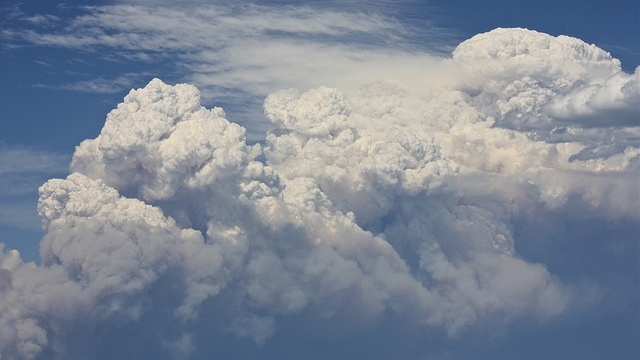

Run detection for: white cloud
[[6, 5, 408, 52], [2, 60, 632, 357], [543, 67, 640, 127], [0, 4, 638, 359]]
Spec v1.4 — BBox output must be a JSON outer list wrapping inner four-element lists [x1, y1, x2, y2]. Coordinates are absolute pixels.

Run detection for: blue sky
[[0, 1, 638, 359]]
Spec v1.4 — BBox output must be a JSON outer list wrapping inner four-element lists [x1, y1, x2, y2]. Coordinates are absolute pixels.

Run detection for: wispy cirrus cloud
[[0, 143, 69, 233], [3, 4, 415, 52], [2, 4, 454, 103], [33, 72, 150, 93], [0, 143, 69, 178]]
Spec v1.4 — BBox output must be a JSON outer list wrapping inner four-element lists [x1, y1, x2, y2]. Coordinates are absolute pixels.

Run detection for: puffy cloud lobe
[[453, 28, 620, 85], [71, 78, 261, 202], [37, 173, 228, 320], [543, 67, 640, 127], [264, 86, 456, 225], [262, 72, 572, 336], [452, 28, 629, 132], [0, 172, 230, 359], [384, 28, 639, 217], [0, 28, 638, 359], [0, 248, 47, 360], [264, 87, 351, 137]]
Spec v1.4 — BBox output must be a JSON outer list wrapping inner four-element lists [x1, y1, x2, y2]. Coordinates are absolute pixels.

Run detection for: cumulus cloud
[[0, 26, 638, 360], [544, 67, 639, 127]]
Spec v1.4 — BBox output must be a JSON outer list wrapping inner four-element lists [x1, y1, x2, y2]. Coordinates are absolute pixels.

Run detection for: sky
[[0, 1, 638, 359]]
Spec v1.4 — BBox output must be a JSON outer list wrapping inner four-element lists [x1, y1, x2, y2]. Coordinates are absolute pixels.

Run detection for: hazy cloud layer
[[0, 144, 69, 232], [2, 3, 455, 141], [0, 144, 69, 179], [33, 73, 149, 94], [0, 23, 637, 358]]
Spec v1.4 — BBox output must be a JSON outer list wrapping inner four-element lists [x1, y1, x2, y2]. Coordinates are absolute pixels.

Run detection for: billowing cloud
[[544, 68, 639, 127], [0, 25, 637, 360]]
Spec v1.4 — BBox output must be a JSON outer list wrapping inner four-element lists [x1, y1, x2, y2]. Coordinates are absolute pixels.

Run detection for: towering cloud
[[0, 28, 637, 359]]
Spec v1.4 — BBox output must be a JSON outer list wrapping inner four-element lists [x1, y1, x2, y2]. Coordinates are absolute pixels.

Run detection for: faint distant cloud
[[0, 200, 42, 231], [33, 73, 149, 93], [22, 14, 60, 25], [0, 143, 69, 176], [0, 143, 68, 235], [32, 59, 51, 67], [0, 143, 70, 196], [3, 4, 414, 51]]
